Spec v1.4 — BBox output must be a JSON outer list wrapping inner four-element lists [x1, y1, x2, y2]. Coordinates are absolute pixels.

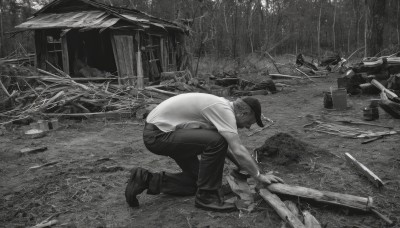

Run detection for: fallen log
[[371, 79, 399, 101], [379, 92, 400, 118], [266, 183, 373, 211], [344, 153, 384, 188], [259, 189, 306, 228]]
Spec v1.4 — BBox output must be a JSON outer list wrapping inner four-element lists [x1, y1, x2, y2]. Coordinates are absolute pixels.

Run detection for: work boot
[[195, 189, 236, 212], [125, 167, 152, 207]]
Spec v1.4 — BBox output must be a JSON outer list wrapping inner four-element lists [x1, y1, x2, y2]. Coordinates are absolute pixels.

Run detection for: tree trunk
[[365, 0, 386, 57], [397, 0, 400, 45], [364, 3, 369, 57], [332, 0, 336, 51], [317, 0, 322, 58], [0, 7, 3, 57], [233, 2, 238, 58]]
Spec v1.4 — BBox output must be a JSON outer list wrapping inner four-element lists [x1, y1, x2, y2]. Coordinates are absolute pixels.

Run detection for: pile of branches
[[0, 65, 151, 125]]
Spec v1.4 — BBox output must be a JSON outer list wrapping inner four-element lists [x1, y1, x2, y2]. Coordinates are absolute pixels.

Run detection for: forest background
[[0, 0, 399, 61]]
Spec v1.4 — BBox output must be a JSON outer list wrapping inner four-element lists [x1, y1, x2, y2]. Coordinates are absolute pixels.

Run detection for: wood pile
[[340, 54, 400, 95], [0, 66, 153, 125], [338, 54, 400, 118]]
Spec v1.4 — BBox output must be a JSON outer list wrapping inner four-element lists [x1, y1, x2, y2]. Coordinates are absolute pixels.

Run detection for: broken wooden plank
[[356, 130, 397, 138], [270, 74, 302, 79], [30, 219, 58, 228], [20, 146, 47, 155], [344, 153, 384, 188], [259, 189, 306, 228], [145, 86, 178, 96], [336, 120, 393, 129], [361, 136, 384, 144], [42, 111, 133, 119], [266, 183, 373, 211], [27, 161, 59, 172]]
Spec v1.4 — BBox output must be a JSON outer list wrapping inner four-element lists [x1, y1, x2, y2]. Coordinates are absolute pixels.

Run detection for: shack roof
[[16, 0, 186, 32]]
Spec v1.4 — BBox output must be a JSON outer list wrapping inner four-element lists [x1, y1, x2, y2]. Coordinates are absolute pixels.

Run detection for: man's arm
[[220, 131, 284, 184]]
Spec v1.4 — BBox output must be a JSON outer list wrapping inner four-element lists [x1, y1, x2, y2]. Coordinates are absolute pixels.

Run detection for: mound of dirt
[[255, 132, 328, 165]]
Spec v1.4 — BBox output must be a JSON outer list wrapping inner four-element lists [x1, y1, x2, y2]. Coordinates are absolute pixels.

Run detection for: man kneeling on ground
[[125, 93, 283, 212]]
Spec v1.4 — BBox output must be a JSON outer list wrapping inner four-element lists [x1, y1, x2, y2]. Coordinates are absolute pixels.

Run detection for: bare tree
[[332, 0, 336, 52], [317, 0, 322, 58], [365, 0, 386, 56]]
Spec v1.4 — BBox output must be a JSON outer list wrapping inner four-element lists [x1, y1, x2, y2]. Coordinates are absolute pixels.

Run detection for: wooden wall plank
[[61, 33, 70, 75], [136, 31, 144, 89]]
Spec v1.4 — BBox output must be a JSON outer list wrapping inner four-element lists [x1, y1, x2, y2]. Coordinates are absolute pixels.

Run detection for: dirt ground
[[1, 71, 400, 228]]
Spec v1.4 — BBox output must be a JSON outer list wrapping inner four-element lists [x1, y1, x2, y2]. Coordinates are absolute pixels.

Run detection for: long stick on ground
[[344, 153, 384, 188], [265, 51, 282, 74], [0, 79, 11, 97], [295, 68, 315, 82]]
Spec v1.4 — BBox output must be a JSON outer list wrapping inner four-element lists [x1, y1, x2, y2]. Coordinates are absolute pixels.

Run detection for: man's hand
[[256, 173, 284, 185]]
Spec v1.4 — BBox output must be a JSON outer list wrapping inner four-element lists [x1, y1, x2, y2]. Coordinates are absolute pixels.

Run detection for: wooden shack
[[15, 0, 189, 88]]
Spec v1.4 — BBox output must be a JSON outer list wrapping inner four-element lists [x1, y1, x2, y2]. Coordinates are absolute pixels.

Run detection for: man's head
[[233, 97, 264, 129]]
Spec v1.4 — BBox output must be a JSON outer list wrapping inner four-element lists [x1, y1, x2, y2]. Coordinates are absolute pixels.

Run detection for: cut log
[[344, 153, 384, 188], [303, 211, 321, 228], [266, 183, 373, 211], [259, 189, 306, 228]]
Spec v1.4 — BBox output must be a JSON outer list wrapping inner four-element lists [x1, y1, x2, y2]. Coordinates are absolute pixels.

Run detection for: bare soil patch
[[1, 71, 400, 227]]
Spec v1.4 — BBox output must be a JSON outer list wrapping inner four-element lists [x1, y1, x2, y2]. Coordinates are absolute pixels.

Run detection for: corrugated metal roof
[[15, 11, 119, 29]]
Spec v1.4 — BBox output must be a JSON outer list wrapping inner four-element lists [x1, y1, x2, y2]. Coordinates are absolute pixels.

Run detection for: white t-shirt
[[146, 93, 238, 134]]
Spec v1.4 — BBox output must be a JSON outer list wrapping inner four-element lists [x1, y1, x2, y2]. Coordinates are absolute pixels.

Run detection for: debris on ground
[[304, 120, 397, 138]]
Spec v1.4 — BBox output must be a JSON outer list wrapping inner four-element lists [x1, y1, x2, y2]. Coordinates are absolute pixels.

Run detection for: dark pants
[[143, 123, 228, 196]]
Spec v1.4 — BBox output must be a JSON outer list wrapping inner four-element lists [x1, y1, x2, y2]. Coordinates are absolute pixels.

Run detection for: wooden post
[[136, 31, 144, 89], [110, 33, 121, 86], [259, 189, 306, 228], [266, 183, 373, 211], [345, 153, 384, 188]]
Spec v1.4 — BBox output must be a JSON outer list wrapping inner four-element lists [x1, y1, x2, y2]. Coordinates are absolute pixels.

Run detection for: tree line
[[0, 0, 398, 59]]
